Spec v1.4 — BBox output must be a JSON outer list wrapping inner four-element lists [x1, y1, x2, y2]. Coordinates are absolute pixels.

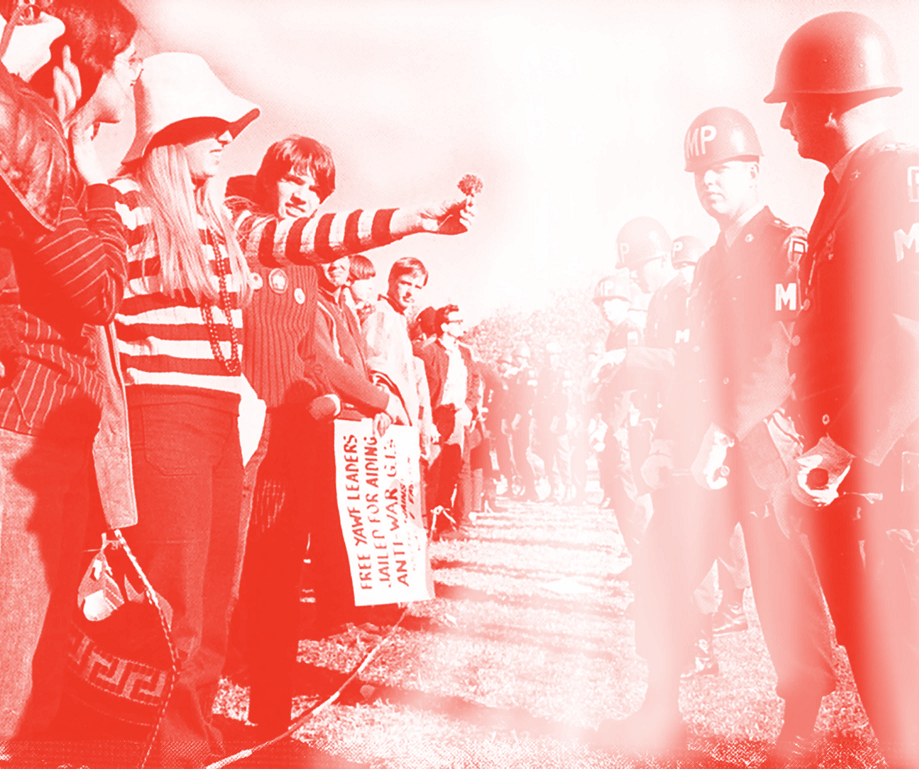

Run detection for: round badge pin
[[294, 287, 306, 304], [268, 268, 289, 293], [251, 273, 264, 290]]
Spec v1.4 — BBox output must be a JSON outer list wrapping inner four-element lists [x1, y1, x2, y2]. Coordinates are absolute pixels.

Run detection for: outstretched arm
[[230, 187, 476, 268]]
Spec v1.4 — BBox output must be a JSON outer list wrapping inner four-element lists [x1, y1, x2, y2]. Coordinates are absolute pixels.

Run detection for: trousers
[[632, 466, 836, 712], [126, 386, 243, 769]]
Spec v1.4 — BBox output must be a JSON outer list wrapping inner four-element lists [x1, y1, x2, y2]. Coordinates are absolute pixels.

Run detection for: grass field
[[215, 479, 889, 769]]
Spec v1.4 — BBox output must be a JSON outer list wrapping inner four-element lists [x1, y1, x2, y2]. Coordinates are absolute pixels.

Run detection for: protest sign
[[334, 419, 433, 606]]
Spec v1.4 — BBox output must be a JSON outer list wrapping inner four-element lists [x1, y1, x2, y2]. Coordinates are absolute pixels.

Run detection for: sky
[[97, 0, 919, 324]]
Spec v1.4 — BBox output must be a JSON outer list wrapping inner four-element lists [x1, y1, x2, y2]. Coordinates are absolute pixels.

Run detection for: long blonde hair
[[133, 142, 251, 306]]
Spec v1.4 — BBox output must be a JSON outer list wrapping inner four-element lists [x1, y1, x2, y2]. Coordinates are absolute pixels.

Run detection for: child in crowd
[[347, 253, 377, 325]]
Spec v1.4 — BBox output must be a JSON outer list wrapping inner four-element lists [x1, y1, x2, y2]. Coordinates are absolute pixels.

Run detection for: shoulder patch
[[786, 234, 807, 267], [908, 166, 919, 203]]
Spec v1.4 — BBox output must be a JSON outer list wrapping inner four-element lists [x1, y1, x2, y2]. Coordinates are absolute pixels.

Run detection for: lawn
[[214, 479, 886, 769]]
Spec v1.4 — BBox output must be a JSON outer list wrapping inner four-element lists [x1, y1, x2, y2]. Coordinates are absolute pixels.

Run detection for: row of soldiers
[[575, 12, 919, 769], [473, 11, 919, 769]]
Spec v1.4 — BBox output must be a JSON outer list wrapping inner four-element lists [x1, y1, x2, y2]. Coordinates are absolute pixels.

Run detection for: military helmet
[[684, 107, 762, 173], [512, 342, 531, 359], [593, 270, 631, 303], [764, 12, 901, 104], [616, 217, 672, 270], [671, 235, 707, 267]]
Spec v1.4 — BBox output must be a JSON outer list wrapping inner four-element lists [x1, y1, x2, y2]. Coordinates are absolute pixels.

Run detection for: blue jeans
[[126, 386, 242, 769]]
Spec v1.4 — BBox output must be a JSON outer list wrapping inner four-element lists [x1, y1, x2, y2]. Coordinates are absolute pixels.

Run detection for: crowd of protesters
[[2, 3, 919, 769]]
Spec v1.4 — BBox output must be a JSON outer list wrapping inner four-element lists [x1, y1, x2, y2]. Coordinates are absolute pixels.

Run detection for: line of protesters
[[4, 4, 919, 769], [0, 4, 477, 768]]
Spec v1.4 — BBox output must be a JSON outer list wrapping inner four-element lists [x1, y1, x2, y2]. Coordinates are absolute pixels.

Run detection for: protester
[[109, 51, 261, 768], [0, 0, 137, 744], [420, 304, 480, 535], [348, 253, 377, 325], [226, 135, 475, 731]]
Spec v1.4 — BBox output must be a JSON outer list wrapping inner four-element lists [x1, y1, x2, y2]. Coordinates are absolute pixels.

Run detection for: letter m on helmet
[[685, 125, 717, 163]]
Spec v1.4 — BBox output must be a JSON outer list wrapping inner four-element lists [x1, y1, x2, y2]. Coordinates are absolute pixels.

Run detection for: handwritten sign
[[334, 419, 433, 606]]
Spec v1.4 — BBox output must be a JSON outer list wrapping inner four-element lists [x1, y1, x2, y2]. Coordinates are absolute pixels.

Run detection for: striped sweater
[[111, 177, 246, 396], [225, 177, 399, 408]]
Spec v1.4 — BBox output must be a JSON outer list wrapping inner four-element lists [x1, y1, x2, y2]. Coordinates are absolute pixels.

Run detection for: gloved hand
[[641, 439, 675, 490], [791, 435, 853, 507], [691, 423, 734, 490]]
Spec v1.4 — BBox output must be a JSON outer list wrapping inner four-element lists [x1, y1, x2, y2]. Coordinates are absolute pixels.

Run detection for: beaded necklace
[[200, 228, 241, 375]]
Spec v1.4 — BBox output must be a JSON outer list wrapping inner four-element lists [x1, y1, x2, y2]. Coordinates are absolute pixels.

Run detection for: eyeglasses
[[114, 51, 144, 79]]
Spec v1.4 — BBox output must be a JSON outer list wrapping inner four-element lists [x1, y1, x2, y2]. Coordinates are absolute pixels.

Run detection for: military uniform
[[790, 132, 919, 757], [632, 207, 836, 726]]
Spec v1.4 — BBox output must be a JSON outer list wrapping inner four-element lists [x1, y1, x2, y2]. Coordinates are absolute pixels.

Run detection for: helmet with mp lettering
[[684, 107, 762, 173], [616, 217, 672, 271], [593, 270, 631, 303], [764, 12, 901, 104], [671, 235, 706, 267]]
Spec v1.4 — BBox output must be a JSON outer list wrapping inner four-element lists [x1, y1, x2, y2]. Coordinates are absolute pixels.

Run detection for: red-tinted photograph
[[1, 1, 918, 767]]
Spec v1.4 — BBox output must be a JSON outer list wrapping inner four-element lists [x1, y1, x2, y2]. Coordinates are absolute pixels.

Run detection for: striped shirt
[[225, 178, 398, 408], [111, 178, 246, 396], [0, 184, 128, 437]]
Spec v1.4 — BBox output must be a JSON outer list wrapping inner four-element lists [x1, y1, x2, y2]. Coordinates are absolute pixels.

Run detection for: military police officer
[[600, 107, 837, 763], [767, 12, 919, 768]]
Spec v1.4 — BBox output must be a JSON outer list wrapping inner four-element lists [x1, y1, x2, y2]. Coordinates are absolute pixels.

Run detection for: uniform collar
[[722, 202, 766, 249], [831, 130, 893, 183]]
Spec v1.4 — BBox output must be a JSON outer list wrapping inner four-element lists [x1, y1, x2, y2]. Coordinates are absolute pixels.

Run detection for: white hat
[[123, 52, 260, 164]]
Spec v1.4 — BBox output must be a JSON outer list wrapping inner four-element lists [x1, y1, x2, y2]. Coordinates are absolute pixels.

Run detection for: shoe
[[713, 600, 748, 635], [596, 703, 687, 753]]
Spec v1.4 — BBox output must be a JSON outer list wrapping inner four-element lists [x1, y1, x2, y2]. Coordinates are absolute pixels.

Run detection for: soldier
[[599, 107, 837, 763], [588, 271, 648, 558], [534, 341, 574, 502], [670, 234, 706, 288], [507, 342, 539, 501], [766, 12, 919, 768]]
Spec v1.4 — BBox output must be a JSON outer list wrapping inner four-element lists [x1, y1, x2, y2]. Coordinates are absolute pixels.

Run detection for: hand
[[691, 423, 734, 490], [641, 440, 674, 490], [792, 436, 853, 507], [0, 10, 64, 80], [415, 193, 476, 235], [52, 45, 81, 125], [373, 411, 393, 437]]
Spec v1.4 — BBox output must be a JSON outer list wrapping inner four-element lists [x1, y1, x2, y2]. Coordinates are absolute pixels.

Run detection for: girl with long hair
[[110, 52, 259, 769]]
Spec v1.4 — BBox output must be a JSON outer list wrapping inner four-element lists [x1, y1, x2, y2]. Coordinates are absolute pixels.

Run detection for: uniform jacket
[[658, 206, 804, 463], [535, 363, 572, 434], [618, 273, 691, 420], [791, 131, 919, 467]]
